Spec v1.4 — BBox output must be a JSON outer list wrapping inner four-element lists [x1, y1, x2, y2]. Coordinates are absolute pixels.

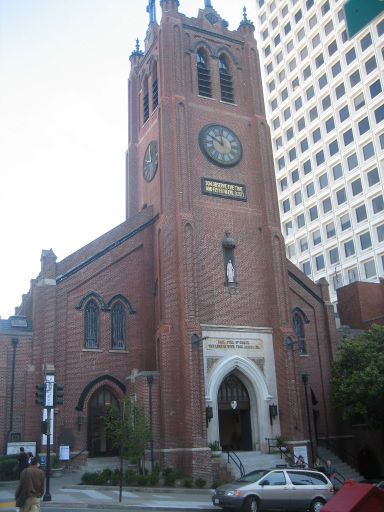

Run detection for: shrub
[[208, 441, 221, 451], [107, 469, 120, 486], [136, 474, 148, 486], [162, 467, 181, 486], [195, 478, 206, 488], [81, 471, 101, 485], [183, 477, 193, 488], [147, 466, 160, 486], [0, 456, 18, 481], [124, 469, 138, 485], [100, 468, 113, 479]]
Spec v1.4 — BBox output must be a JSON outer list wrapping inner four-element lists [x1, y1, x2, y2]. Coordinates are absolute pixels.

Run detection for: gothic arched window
[[219, 55, 234, 103], [293, 312, 306, 354], [152, 62, 158, 111], [143, 76, 149, 123], [84, 300, 99, 349], [196, 49, 212, 98], [111, 302, 125, 350]]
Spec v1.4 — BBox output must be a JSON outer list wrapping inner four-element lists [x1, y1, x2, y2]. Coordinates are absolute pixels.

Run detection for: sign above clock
[[201, 177, 247, 201]]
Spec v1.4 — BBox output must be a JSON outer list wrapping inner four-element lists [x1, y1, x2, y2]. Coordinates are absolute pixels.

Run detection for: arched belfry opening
[[218, 373, 252, 451], [87, 386, 119, 456]]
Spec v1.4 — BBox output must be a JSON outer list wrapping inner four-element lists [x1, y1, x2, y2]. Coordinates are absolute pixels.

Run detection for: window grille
[[85, 300, 99, 349], [112, 303, 125, 350], [219, 55, 234, 103], [197, 50, 212, 98]]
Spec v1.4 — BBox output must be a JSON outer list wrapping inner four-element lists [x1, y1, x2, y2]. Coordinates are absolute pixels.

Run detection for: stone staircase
[[317, 446, 363, 483], [222, 450, 287, 479], [81, 456, 122, 472]]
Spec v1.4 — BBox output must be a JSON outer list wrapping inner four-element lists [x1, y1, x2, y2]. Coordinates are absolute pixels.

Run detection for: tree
[[103, 396, 151, 471], [332, 324, 384, 430]]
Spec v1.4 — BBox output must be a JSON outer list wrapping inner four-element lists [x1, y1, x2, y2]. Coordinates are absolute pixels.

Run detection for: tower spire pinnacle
[[130, 38, 144, 62], [147, 0, 157, 24], [204, 0, 213, 7], [238, 5, 255, 33]]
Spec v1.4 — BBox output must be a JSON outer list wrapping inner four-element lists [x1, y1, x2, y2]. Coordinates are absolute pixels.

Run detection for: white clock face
[[199, 124, 243, 167], [143, 141, 158, 182]]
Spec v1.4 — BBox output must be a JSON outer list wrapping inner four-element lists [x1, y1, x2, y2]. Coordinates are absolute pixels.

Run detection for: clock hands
[[145, 145, 152, 163], [210, 134, 224, 146]]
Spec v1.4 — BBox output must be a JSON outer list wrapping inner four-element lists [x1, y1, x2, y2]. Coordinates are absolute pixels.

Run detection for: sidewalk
[[0, 470, 215, 510]]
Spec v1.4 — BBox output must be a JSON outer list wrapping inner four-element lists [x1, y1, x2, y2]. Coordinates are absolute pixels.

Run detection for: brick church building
[[0, 1, 340, 481]]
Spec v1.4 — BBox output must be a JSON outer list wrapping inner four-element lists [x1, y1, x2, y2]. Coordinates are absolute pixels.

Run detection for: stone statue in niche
[[227, 260, 235, 283]]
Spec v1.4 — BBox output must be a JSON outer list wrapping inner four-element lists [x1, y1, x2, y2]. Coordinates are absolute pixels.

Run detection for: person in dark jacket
[[16, 447, 29, 479], [15, 457, 45, 512]]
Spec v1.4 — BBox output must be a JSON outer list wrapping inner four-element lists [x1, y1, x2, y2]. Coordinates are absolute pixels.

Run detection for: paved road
[[0, 481, 215, 511]]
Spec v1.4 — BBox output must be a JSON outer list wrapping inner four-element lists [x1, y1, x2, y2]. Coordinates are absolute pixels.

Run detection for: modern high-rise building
[[254, 0, 384, 306]]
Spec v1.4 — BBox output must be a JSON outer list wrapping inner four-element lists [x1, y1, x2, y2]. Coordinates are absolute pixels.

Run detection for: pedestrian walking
[[15, 457, 45, 512], [16, 447, 29, 479], [324, 459, 337, 489]]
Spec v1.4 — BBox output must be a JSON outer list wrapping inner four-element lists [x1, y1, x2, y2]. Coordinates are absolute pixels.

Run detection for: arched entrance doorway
[[358, 447, 382, 479], [218, 374, 252, 451], [88, 386, 119, 456]]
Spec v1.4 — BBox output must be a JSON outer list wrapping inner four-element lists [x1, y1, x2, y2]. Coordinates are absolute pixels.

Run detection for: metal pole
[[147, 376, 154, 472], [8, 338, 18, 439], [302, 374, 314, 462], [43, 408, 52, 501], [119, 399, 125, 503]]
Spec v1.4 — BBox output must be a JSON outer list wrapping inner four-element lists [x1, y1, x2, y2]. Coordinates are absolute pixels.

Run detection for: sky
[[0, 0, 257, 318]]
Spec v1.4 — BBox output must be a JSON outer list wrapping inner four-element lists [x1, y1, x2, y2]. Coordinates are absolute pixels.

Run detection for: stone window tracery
[[152, 62, 158, 111], [143, 75, 149, 123], [219, 54, 234, 103], [84, 300, 99, 349], [293, 312, 306, 354], [111, 302, 125, 350], [196, 49, 212, 98]]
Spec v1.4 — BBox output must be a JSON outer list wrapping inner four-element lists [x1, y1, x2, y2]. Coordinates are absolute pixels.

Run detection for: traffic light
[[35, 384, 45, 406], [41, 420, 48, 434], [54, 384, 64, 406]]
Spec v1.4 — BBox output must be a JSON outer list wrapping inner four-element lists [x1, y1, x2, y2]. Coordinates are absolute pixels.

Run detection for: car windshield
[[237, 470, 269, 483]]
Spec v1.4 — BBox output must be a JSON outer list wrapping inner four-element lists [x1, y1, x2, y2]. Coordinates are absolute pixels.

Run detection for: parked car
[[212, 468, 334, 512]]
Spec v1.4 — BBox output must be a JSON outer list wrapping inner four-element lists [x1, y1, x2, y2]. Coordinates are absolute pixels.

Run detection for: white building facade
[[255, 0, 384, 305]]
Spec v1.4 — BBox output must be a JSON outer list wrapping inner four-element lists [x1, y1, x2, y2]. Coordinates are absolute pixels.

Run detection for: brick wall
[[337, 281, 384, 329]]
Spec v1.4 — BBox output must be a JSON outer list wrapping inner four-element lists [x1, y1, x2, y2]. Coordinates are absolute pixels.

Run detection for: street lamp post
[[147, 376, 154, 472], [302, 373, 314, 462], [8, 337, 19, 440], [43, 406, 52, 502]]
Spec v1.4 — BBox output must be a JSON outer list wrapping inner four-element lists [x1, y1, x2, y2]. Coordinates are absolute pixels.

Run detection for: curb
[[42, 505, 215, 511], [61, 485, 214, 495]]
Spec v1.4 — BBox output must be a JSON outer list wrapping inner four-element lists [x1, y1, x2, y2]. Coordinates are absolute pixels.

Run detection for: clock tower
[[125, 1, 337, 479], [0, 0, 340, 478]]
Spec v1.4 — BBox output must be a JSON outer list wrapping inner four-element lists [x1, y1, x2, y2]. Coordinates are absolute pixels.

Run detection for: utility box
[[323, 480, 384, 512]]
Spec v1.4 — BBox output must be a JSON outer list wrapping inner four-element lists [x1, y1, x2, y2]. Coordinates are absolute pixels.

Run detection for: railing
[[225, 449, 245, 478], [69, 448, 88, 462], [265, 436, 346, 488], [317, 433, 358, 470], [311, 452, 346, 489]]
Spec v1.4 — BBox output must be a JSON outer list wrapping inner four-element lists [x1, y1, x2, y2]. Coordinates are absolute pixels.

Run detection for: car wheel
[[244, 496, 259, 512], [310, 498, 326, 512]]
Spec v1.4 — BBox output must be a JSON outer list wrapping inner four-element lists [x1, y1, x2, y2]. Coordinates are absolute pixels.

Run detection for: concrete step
[[82, 457, 121, 472], [317, 446, 362, 482], [222, 451, 286, 479]]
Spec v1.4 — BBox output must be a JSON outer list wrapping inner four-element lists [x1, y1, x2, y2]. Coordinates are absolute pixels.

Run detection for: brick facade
[[337, 280, 384, 329], [0, 3, 340, 481]]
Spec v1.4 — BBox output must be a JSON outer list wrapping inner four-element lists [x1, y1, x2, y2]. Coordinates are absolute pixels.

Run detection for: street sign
[[45, 375, 54, 407], [344, 0, 384, 39]]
